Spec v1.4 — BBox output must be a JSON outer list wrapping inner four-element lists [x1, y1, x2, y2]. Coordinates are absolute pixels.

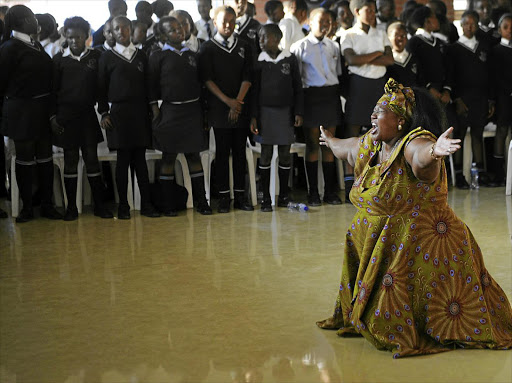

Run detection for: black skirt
[[255, 106, 294, 145], [303, 85, 343, 128], [1, 96, 51, 141], [344, 74, 387, 126], [153, 100, 207, 153], [107, 101, 151, 150], [53, 107, 103, 149]]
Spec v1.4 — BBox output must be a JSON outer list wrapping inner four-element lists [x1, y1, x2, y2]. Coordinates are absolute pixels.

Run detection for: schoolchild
[[473, 0, 501, 46], [250, 24, 303, 212], [234, 0, 262, 58], [279, 0, 308, 51], [169, 10, 202, 52], [0, 5, 62, 223], [198, 5, 254, 213], [51, 16, 113, 220], [131, 19, 148, 49], [195, 0, 215, 41], [148, 16, 211, 216], [94, 17, 116, 52], [340, 0, 393, 200], [36, 13, 60, 57], [98, 16, 160, 219], [92, 0, 128, 47], [445, 10, 494, 188], [490, 13, 512, 185], [264, 1, 285, 25], [291, 7, 344, 206], [386, 21, 421, 87]]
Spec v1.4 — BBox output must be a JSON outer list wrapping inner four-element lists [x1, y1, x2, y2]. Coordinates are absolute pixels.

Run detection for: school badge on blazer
[[137, 62, 144, 72], [86, 59, 97, 70], [247, 29, 257, 40], [238, 47, 245, 58], [411, 63, 418, 74], [479, 51, 487, 62], [281, 63, 290, 75], [188, 56, 197, 67]]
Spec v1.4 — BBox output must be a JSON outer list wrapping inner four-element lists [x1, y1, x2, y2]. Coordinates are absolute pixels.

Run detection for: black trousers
[[213, 128, 247, 195]]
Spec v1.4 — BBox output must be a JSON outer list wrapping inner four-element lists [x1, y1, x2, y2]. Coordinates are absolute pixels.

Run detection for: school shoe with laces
[[88, 175, 113, 219], [117, 203, 131, 220], [191, 173, 212, 215], [64, 176, 79, 221], [307, 192, 322, 206], [15, 208, 34, 223], [233, 191, 254, 211], [140, 203, 161, 218], [160, 178, 178, 217], [259, 166, 272, 212], [218, 195, 231, 213], [323, 192, 342, 205], [455, 174, 470, 189]]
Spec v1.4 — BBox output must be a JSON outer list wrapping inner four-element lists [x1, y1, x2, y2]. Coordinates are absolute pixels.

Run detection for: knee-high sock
[[15, 161, 35, 211], [259, 165, 271, 200], [64, 173, 78, 210], [305, 161, 318, 195], [191, 171, 208, 204], [278, 165, 290, 198], [36, 158, 54, 207], [88, 174, 106, 209], [322, 161, 337, 194]]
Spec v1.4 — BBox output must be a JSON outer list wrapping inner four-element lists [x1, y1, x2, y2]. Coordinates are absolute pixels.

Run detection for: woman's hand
[[100, 114, 113, 130], [319, 126, 333, 148], [433, 127, 461, 157], [250, 117, 258, 135]]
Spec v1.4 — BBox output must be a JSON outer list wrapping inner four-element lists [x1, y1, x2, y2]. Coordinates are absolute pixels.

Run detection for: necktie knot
[[222, 39, 229, 48]]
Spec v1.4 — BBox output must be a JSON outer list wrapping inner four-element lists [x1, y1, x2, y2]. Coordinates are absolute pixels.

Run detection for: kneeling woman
[[317, 78, 512, 357], [148, 16, 211, 216]]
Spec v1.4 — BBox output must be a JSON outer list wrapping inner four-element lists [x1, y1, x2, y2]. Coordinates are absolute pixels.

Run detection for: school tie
[[222, 39, 229, 48], [206, 22, 212, 39], [318, 41, 330, 79]]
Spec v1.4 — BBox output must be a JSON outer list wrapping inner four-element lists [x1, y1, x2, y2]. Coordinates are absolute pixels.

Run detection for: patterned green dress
[[320, 127, 512, 358]]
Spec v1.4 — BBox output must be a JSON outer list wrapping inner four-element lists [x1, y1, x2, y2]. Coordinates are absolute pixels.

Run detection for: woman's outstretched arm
[[319, 126, 360, 167]]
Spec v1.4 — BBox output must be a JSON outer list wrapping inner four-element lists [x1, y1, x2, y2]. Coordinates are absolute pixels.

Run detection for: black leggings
[[160, 152, 203, 177], [63, 145, 101, 176], [14, 137, 52, 163], [260, 144, 291, 168], [116, 148, 150, 206]]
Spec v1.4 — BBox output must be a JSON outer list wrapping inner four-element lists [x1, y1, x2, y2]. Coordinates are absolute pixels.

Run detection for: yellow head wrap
[[377, 78, 416, 122]]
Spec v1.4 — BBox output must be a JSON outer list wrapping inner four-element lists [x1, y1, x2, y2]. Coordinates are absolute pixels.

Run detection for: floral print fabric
[[322, 128, 512, 358]]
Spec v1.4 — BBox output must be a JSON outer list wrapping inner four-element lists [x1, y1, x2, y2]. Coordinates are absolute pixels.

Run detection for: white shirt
[[62, 47, 90, 61], [501, 37, 511, 47], [458, 35, 478, 51], [393, 49, 410, 65], [415, 28, 434, 41], [12, 31, 33, 44], [258, 49, 292, 63], [114, 43, 136, 60], [103, 40, 112, 51], [195, 18, 215, 41], [291, 34, 341, 88], [213, 32, 235, 49], [279, 14, 305, 51], [184, 34, 200, 52], [340, 25, 391, 79], [147, 21, 156, 37], [40, 38, 61, 57]]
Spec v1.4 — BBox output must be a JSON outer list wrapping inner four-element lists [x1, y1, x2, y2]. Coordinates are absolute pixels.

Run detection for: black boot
[[191, 173, 212, 215], [138, 178, 160, 218], [455, 172, 470, 189], [322, 162, 342, 205], [493, 157, 506, 186], [160, 178, 177, 217], [234, 190, 254, 211], [277, 165, 291, 207], [88, 175, 113, 218], [37, 160, 63, 220], [259, 166, 272, 212], [63, 176, 78, 221], [218, 192, 231, 213], [305, 161, 321, 206], [15, 162, 34, 223]]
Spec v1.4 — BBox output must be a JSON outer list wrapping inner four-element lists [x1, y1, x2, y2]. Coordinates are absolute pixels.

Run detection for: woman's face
[[176, 14, 191, 40], [499, 17, 512, 41], [389, 27, 407, 52], [424, 11, 439, 32], [337, 5, 354, 29], [259, 30, 279, 53], [65, 27, 87, 55], [310, 12, 331, 39], [356, 4, 377, 27], [370, 104, 401, 142], [214, 10, 236, 39], [112, 18, 131, 46], [161, 19, 185, 45]]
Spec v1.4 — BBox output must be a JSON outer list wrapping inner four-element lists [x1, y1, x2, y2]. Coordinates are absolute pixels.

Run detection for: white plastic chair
[[506, 140, 512, 196]]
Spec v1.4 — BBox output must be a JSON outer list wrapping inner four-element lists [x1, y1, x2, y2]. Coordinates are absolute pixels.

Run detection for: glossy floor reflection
[[0, 188, 511, 383]]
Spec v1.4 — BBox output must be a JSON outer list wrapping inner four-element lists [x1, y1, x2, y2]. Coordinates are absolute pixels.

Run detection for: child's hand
[[440, 90, 451, 105], [294, 115, 303, 127], [50, 118, 64, 135], [454, 98, 468, 116], [226, 98, 243, 113], [250, 118, 258, 135], [100, 114, 113, 130], [488, 102, 495, 119], [228, 108, 240, 124]]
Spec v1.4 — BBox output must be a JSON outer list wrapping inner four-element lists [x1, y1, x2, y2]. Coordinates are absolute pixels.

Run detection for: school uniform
[[340, 25, 390, 126], [406, 29, 449, 93], [92, 25, 106, 48], [252, 50, 304, 145], [93, 41, 112, 53], [476, 23, 500, 47], [195, 18, 215, 41], [148, 44, 207, 153], [184, 34, 201, 53], [97, 43, 151, 150], [490, 38, 512, 127], [387, 49, 421, 87], [279, 14, 305, 51], [52, 48, 103, 149], [235, 14, 261, 58], [40, 37, 61, 58]]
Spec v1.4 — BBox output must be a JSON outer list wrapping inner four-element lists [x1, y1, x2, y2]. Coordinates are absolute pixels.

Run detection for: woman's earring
[[398, 124, 402, 131]]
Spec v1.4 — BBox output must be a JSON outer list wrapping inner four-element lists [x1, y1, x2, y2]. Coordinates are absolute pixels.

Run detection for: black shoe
[[260, 198, 272, 212], [456, 175, 470, 190], [196, 201, 213, 215], [94, 206, 114, 219], [0, 208, 7, 219], [307, 192, 322, 207], [234, 198, 254, 211], [16, 208, 34, 223], [162, 209, 178, 217], [117, 204, 131, 220], [40, 205, 63, 220], [63, 206, 78, 221], [141, 204, 161, 218], [277, 195, 290, 208], [324, 192, 342, 205], [218, 197, 231, 213]]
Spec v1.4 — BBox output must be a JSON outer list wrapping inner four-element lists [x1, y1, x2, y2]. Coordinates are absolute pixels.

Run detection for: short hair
[[259, 23, 283, 40], [212, 5, 237, 20], [461, 10, 479, 23], [410, 5, 433, 30], [3, 5, 33, 42], [108, 0, 128, 13], [35, 14, 57, 40], [152, 0, 174, 18], [0, 6, 9, 16], [131, 19, 148, 31], [310, 7, 328, 20], [112, 15, 132, 29], [157, 15, 178, 31], [63, 16, 91, 36], [169, 9, 196, 34], [349, 0, 376, 14], [135, 1, 152, 15], [334, 1, 351, 11], [428, 0, 446, 16], [387, 20, 406, 33], [264, 1, 283, 17], [295, 0, 308, 11], [498, 12, 512, 28]]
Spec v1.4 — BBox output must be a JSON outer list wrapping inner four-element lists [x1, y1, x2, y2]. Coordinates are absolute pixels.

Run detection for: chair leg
[[506, 141, 512, 196], [10, 156, 19, 217]]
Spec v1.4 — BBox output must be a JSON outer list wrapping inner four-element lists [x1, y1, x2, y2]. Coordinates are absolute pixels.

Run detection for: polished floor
[[0, 187, 511, 383]]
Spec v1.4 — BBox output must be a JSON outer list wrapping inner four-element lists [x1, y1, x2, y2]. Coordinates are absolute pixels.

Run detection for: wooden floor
[[0, 187, 511, 383]]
